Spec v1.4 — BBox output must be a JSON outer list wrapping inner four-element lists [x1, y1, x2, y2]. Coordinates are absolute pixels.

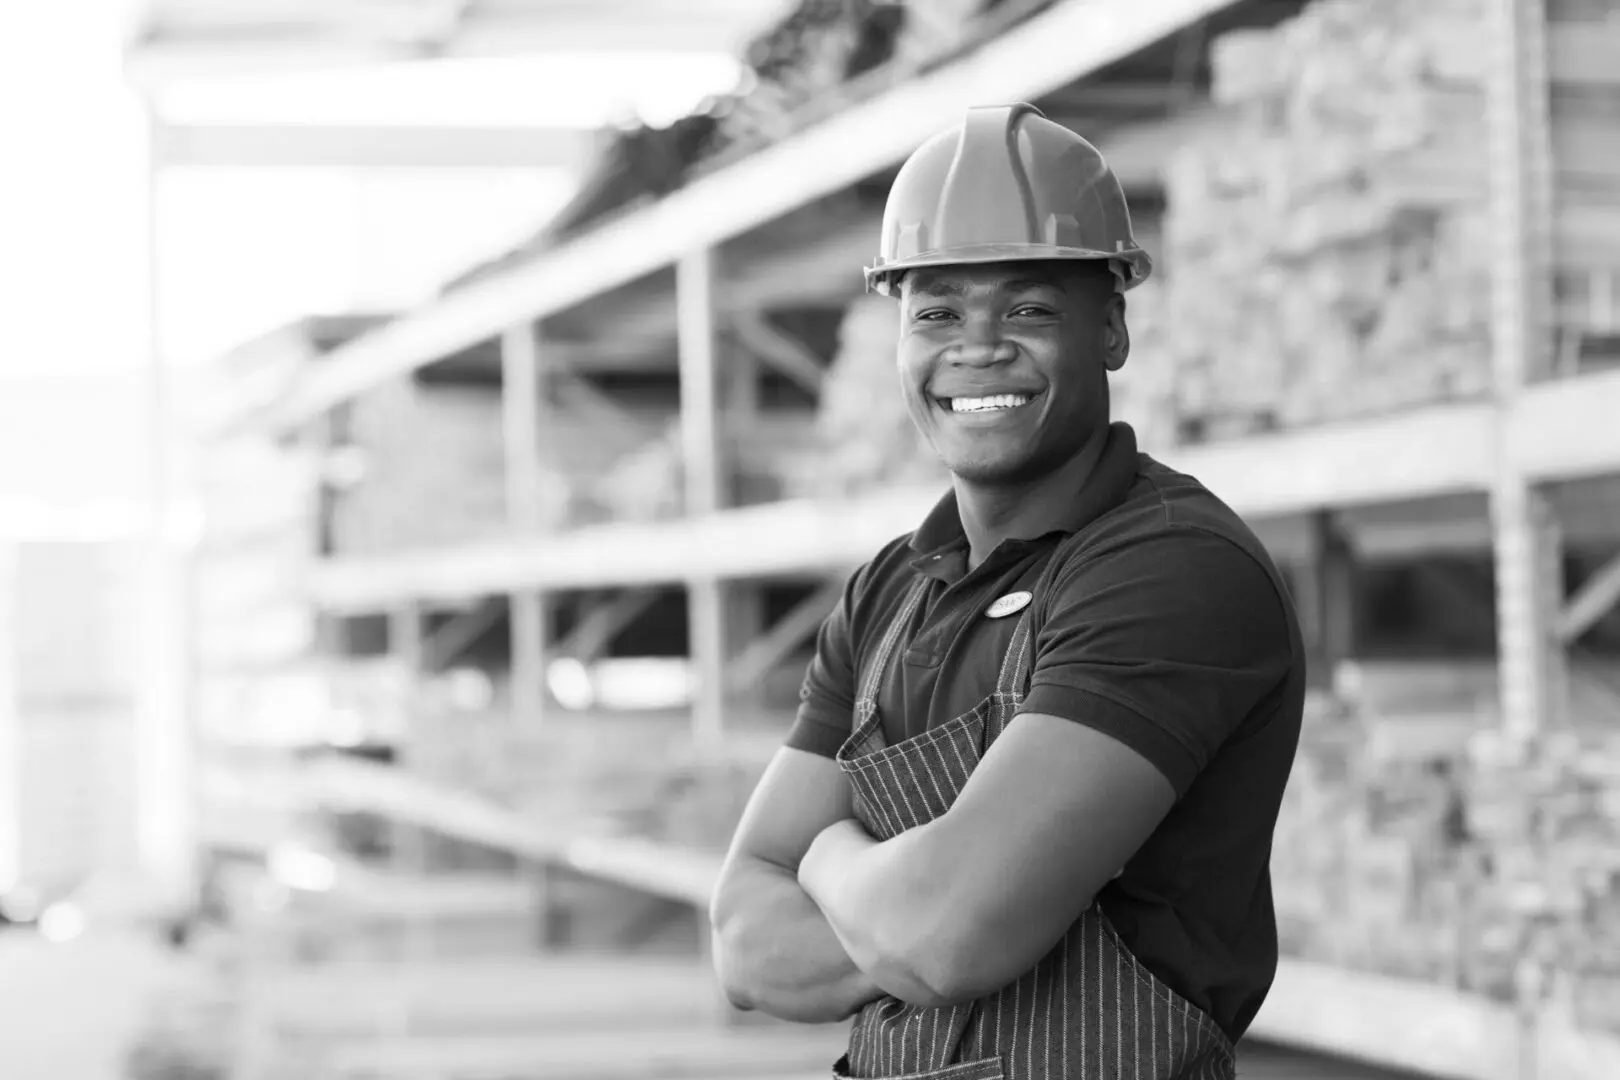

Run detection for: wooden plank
[[305, 485, 940, 610], [1549, 22, 1620, 86], [1165, 403, 1498, 518], [1509, 367, 1620, 484], [253, 957, 725, 1038], [255, 0, 1248, 429], [297, 758, 724, 906]]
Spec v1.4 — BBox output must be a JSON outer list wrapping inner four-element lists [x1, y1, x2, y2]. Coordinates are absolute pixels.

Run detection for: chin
[[941, 453, 1038, 486]]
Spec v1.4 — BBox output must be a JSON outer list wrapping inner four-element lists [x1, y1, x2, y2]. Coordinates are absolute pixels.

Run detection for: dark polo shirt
[[787, 422, 1306, 1042]]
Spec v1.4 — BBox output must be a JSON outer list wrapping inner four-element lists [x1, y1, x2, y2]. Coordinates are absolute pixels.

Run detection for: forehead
[[902, 262, 1069, 297]]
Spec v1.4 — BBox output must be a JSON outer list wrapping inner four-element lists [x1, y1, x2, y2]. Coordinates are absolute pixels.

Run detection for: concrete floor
[[0, 928, 180, 1080], [0, 927, 1433, 1080]]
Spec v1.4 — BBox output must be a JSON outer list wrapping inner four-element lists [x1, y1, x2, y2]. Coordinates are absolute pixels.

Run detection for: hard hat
[[865, 103, 1152, 296]]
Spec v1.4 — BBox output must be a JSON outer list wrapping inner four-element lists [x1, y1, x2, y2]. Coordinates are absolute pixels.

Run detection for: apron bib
[[830, 575, 1237, 1080]]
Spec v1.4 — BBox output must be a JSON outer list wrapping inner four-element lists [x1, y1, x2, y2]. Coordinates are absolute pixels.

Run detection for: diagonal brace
[[726, 577, 846, 694], [557, 588, 662, 663], [729, 312, 827, 397], [421, 597, 505, 670], [1559, 549, 1620, 644]]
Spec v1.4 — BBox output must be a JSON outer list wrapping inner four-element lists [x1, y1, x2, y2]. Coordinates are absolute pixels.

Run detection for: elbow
[[879, 908, 1038, 1009], [707, 897, 758, 1011], [863, 912, 995, 1010], [711, 939, 758, 1012]]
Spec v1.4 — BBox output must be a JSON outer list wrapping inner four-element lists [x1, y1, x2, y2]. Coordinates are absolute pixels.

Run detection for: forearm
[[710, 856, 883, 1023], [798, 820, 962, 1007]]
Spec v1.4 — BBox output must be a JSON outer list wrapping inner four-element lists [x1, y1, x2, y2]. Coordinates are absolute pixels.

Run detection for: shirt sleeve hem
[[783, 706, 850, 759], [1019, 682, 1200, 797]]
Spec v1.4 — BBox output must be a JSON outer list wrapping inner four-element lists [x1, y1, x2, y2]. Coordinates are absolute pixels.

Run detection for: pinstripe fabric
[[831, 578, 1237, 1080]]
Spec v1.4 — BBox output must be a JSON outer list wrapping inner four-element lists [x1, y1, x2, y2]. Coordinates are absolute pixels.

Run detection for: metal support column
[[1487, 0, 1565, 746], [502, 322, 555, 948], [387, 600, 432, 958], [1299, 512, 1356, 693], [389, 604, 427, 768], [723, 328, 768, 710], [502, 323, 549, 742], [678, 249, 727, 748]]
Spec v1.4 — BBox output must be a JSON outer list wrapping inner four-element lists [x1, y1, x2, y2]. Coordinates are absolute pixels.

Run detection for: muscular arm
[[799, 530, 1294, 1006], [708, 747, 883, 1023]]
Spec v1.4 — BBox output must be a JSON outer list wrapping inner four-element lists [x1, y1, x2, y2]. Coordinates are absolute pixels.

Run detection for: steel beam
[[153, 123, 587, 171]]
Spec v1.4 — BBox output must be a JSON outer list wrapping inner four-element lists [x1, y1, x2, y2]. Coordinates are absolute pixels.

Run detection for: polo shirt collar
[[908, 422, 1141, 572]]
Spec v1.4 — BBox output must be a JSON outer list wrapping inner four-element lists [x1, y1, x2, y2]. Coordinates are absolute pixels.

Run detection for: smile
[[943, 393, 1038, 414]]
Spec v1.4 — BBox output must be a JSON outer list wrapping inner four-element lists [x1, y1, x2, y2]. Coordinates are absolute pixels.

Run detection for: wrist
[[799, 818, 867, 900]]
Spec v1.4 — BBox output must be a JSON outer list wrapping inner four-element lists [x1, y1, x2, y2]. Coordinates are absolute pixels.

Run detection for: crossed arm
[[709, 530, 1288, 1019], [707, 715, 1177, 1017]]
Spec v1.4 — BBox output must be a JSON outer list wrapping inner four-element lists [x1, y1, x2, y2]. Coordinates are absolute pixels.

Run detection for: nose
[[948, 315, 1017, 367]]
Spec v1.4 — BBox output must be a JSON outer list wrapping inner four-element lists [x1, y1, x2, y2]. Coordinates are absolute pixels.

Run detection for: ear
[[1103, 293, 1129, 372]]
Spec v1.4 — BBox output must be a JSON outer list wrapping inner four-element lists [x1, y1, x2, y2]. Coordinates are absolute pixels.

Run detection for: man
[[709, 103, 1305, 1080]]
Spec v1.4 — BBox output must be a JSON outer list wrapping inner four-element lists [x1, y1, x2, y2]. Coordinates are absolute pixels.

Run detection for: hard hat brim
[[865, 243, 1152, 296]]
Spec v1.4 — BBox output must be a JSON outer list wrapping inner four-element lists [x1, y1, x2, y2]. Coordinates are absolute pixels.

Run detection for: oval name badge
[[985, 591, 1032, 619]]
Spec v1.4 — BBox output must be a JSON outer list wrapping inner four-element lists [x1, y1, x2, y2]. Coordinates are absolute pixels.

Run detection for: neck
[[955, 426, 1111, 568]]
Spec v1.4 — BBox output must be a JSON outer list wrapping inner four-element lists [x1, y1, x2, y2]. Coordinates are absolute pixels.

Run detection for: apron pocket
[[832, 1052, 1006, 1080]]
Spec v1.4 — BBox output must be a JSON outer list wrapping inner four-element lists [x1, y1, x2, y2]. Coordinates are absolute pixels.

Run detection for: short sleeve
[[1019, 528, 1295, 797], [783, 563, 868, 759]]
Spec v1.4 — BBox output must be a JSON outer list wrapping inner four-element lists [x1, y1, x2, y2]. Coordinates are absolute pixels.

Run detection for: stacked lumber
[[1110, 278, 1182, 454], [330, 375, 822, 549], [1156, 0, 1620, 440], [1270, 671, 1620, 1037], [789, 293, 946, 498], [1158, 0, 1495, 438], [594, 409, 822, 523]]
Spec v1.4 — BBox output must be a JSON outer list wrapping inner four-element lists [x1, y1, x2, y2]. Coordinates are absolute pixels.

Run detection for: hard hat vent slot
[[896, 221, 928, 261], [1044, 214, 1079, 247]]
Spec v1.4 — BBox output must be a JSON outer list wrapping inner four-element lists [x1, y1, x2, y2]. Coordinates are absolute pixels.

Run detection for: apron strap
[[854, 575, 930, 709], [994, 605, 1036, 694], [989, 524, 1098, 710]]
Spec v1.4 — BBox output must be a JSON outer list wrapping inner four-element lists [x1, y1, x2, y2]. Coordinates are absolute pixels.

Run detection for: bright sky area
[[2, 3, 746, 377], [0, 1, 746, 521]]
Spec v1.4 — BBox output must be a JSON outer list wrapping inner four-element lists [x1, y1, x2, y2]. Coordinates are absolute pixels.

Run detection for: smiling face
[[897, 260, 1129, 487]]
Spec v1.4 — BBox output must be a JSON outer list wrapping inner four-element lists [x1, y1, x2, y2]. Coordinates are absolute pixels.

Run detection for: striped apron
[[831, 576, 1237, 1080]]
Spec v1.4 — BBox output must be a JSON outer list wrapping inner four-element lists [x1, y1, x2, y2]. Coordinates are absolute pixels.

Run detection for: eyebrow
[[908, 275, 1060, 299]]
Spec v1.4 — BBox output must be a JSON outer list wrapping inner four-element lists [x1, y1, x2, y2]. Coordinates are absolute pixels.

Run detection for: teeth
[[950, 394, 1032, 413]]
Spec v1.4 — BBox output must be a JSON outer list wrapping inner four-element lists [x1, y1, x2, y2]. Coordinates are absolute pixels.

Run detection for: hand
[[798, 818, 874, 898]]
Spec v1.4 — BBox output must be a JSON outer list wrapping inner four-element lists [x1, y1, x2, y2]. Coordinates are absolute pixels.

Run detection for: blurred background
[[2, 0, 1618, 1077]]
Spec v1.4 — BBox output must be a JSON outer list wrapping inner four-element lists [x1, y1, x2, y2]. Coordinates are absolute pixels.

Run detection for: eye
[[1010, 304, 1054, 318], [912, 308, 958, 323]]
